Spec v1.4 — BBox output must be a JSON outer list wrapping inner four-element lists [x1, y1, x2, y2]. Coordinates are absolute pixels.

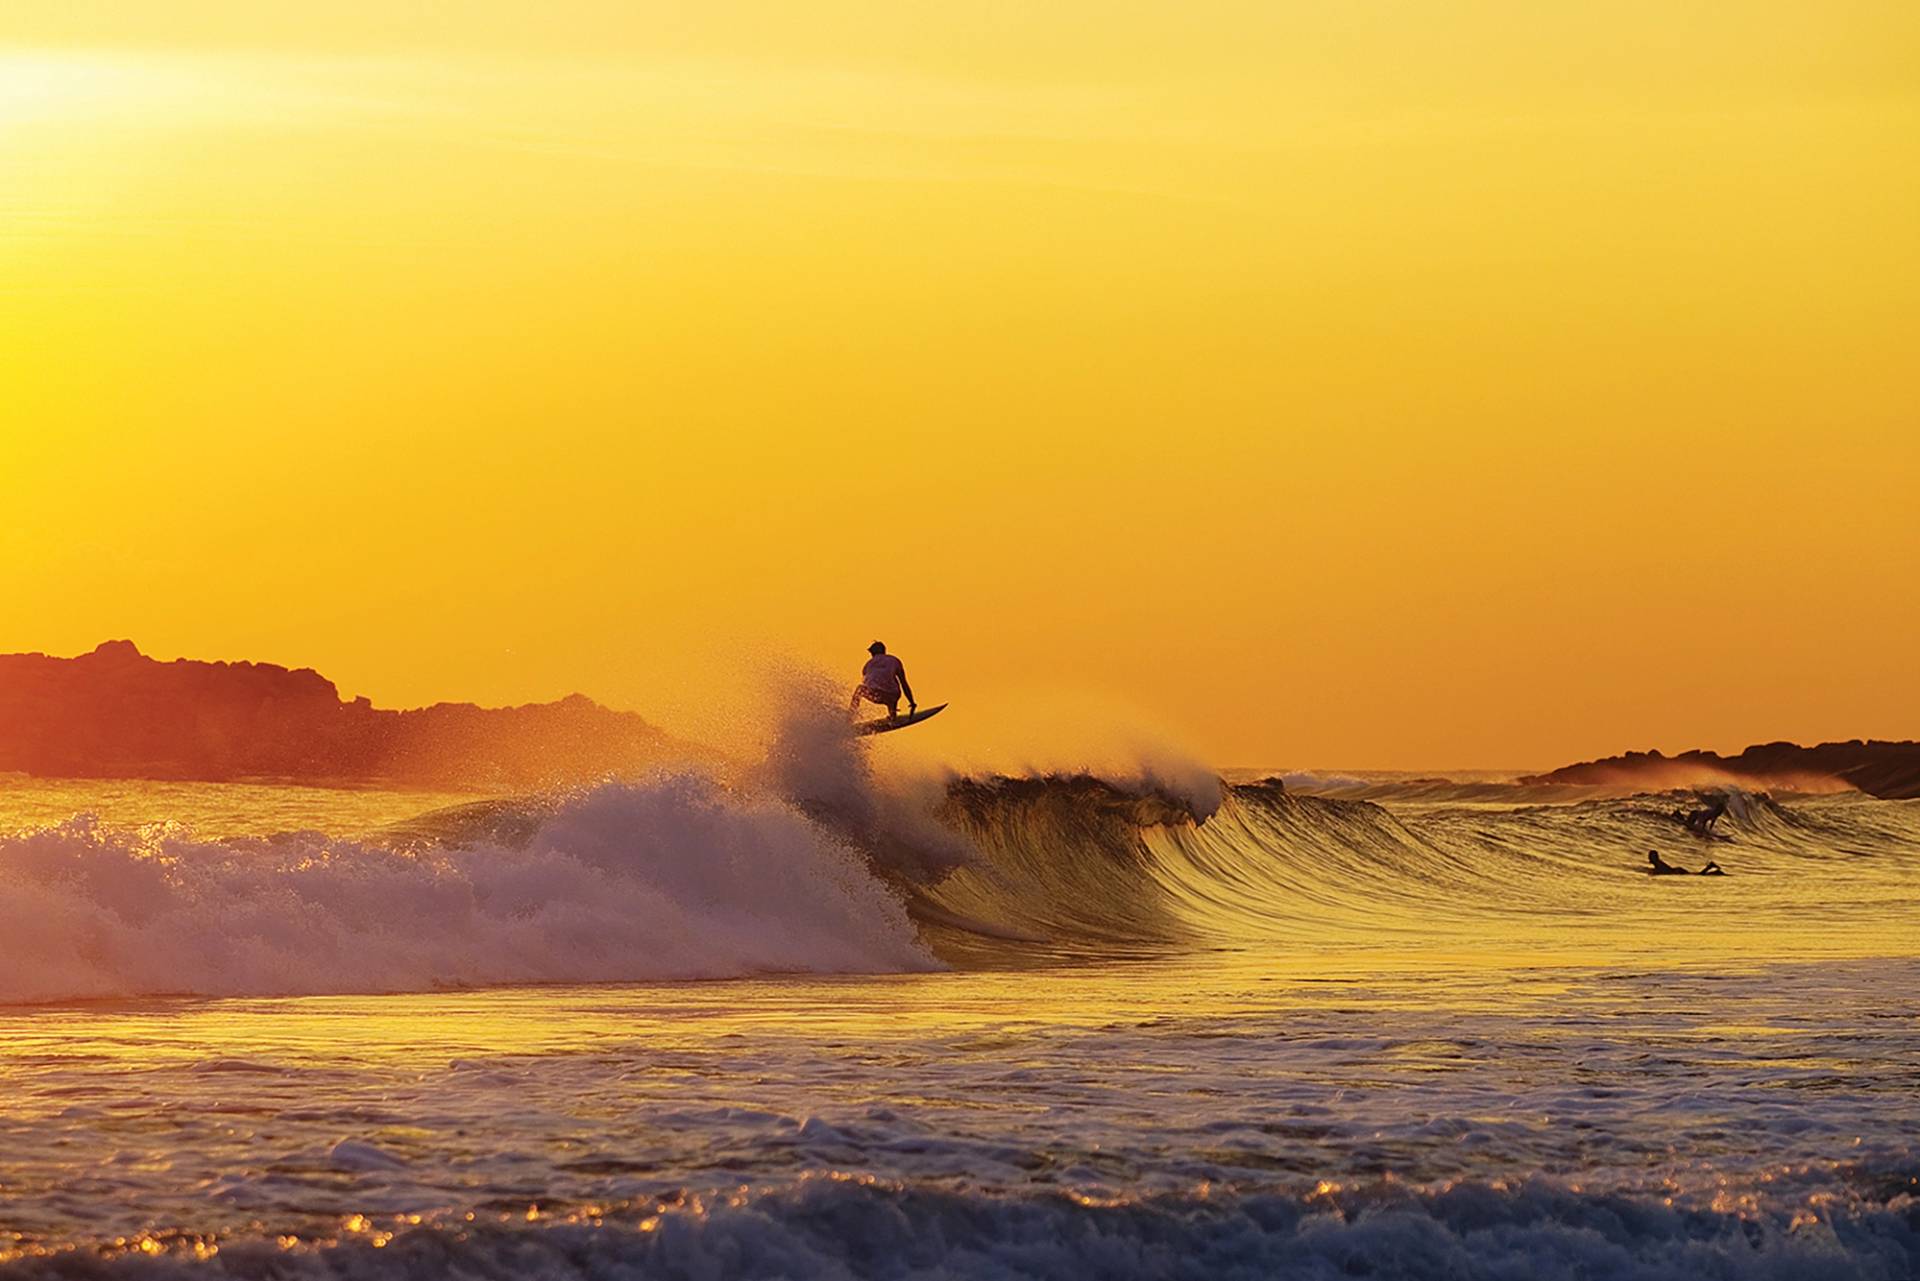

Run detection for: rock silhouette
[[0, 641, 691, 789], [1523, 740, 1920, 799]]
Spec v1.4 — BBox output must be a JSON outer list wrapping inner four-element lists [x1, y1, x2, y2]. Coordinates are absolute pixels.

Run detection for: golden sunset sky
[[3, 2, 1916, 768]]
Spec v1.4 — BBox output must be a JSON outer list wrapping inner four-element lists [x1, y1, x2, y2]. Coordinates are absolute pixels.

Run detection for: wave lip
[[0, 775, 936, 1004], [907, 771, 1920, 963]]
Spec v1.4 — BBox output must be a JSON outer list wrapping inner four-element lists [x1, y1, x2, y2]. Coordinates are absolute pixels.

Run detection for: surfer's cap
[[868, 641, 886, 654]]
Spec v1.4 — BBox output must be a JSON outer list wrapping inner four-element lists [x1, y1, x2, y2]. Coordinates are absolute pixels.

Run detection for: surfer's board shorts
[[854, 685, 898, 708]]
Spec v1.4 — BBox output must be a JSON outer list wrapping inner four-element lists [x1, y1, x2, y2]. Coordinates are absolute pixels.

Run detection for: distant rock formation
[[1521, 740, 1920, 799], [0, 641, 696, 789]]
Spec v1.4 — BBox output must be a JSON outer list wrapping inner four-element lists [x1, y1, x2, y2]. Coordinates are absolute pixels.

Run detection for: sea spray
[[750, 669, 977, 881]]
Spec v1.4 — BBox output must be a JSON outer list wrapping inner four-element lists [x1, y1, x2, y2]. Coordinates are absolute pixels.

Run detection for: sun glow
[[0, 51, 223, 135], [0, 52, 122, 128]]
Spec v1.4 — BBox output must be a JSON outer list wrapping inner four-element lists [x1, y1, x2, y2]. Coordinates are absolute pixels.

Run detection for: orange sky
[[3, 2, 1916, 768]]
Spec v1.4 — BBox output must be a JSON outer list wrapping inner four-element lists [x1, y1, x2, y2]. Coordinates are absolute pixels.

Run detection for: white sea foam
[[0, 774, 936, 1003], [5, 1174, 1914, 1280]]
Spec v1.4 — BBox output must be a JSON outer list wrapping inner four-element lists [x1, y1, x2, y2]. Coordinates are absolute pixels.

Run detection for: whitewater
[[1, 724, 1917, 1278]]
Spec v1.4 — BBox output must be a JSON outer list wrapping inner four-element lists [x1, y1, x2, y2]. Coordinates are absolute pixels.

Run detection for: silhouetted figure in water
[[1680, 792, 1730, 835], [1647, 849, 1725, 876]]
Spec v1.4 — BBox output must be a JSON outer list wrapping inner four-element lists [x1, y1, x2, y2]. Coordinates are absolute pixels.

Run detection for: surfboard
[[853, 703, 948, 737]]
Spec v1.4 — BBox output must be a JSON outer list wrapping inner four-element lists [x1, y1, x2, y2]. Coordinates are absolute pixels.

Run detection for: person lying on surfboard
[[1646, 849, 1688, 876], [1646, 849, 1726, 876], [850, 640, 916, 722]]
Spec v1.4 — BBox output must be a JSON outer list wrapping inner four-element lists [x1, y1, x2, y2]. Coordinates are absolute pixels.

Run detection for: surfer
[[850, 641, 916, 722], [1680, 791, 1731, 835], [1647, 850, 1726, 876]]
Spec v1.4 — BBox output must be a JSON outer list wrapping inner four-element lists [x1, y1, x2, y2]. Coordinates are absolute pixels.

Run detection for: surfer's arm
[[898, 666, 916, 708]]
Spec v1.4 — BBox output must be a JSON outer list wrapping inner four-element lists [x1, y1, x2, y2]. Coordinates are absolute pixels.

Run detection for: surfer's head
[[868, 641, 886, 655]]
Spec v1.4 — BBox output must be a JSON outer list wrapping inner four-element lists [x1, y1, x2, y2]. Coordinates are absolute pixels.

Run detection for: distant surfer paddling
[[850, 641, 916, 723], [1646, 849, 1725, 876]]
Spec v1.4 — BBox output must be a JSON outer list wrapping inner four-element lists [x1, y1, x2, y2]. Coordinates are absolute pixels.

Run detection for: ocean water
[[1, 749, 1917, 1280]]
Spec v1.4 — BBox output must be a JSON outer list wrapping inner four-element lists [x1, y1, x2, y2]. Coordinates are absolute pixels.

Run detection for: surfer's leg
[[852, 686, 902, 718]]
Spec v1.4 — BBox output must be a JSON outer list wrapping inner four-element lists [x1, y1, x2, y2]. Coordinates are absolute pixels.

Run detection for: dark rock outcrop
[[1521, 740, 1920, 799], [0, 641, 692, 789]]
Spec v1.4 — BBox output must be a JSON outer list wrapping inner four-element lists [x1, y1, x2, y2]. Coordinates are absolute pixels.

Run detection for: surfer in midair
[[850, 641, 916, 722]]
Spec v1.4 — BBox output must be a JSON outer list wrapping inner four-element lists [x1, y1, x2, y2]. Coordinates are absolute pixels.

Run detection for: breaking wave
[[0, 774, 935, 1004], [5, 743, 1918, 1002], [910, 774, 1920, 963]]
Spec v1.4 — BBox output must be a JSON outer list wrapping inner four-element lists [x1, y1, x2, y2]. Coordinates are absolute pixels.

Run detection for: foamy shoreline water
[[2, 961, 1916, 1277]]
